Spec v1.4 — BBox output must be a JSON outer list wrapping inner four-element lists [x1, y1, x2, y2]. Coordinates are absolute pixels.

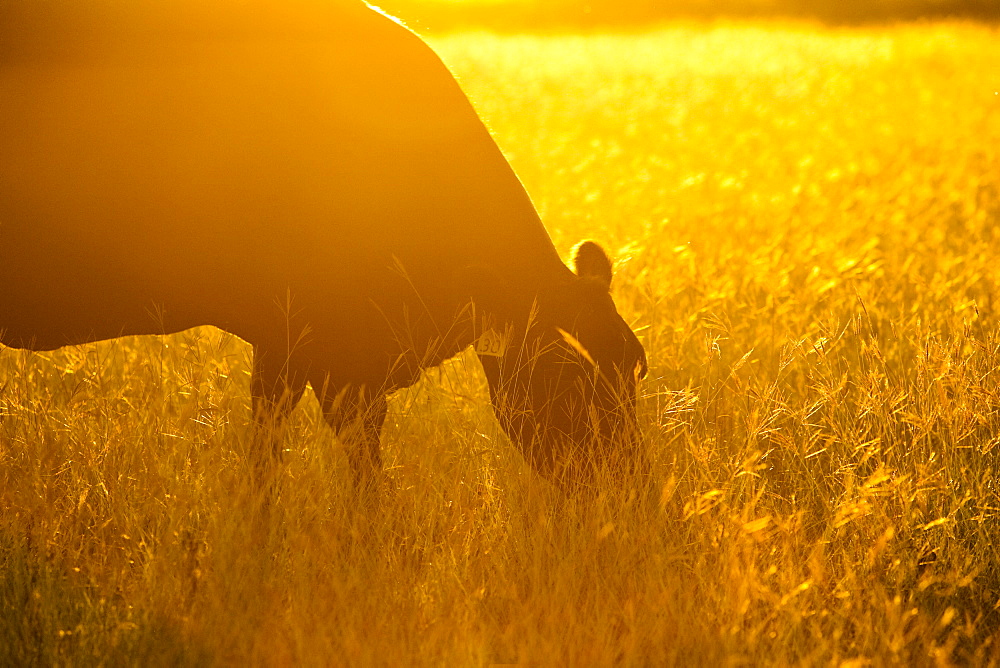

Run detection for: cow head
[[477, 241, 649, 487]]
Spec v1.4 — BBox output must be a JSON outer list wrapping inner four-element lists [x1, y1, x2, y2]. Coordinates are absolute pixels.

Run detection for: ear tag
[[475, 329, 509, 357]]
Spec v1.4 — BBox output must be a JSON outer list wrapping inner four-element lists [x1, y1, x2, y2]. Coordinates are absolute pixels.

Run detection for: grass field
[[3, 20, 1000, 666]]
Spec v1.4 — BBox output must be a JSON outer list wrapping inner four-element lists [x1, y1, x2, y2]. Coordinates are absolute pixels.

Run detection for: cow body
[[1, 1, 647, 485]]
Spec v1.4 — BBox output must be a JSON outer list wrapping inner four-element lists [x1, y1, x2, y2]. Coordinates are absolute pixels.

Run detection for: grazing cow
[[0, 0, 648, 486]]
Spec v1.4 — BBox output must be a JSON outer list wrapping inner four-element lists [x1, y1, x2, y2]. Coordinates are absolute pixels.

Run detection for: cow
[[0, 0, 648, 488]]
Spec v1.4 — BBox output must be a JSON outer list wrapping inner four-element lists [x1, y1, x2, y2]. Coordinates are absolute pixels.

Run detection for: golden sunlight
[[2, 0, 999, 664]]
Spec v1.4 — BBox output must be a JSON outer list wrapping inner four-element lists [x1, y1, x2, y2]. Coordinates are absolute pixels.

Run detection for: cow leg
[[349, 395, 388, 492], [250, 347, 306, 466], [324, 387, 388, 494]]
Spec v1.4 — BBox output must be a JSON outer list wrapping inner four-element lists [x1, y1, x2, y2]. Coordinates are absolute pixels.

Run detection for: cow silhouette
[[0, 1, 648, 486]]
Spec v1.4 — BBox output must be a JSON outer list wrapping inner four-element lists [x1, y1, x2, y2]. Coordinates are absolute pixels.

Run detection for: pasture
[[3, 20, 1000, 665]]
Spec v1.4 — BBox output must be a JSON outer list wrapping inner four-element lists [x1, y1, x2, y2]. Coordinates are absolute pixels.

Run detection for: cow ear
[[572, 240, 613, 290]]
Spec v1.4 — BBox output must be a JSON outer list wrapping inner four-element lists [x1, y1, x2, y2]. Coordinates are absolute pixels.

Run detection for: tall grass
[[2, 21, 999, 665]]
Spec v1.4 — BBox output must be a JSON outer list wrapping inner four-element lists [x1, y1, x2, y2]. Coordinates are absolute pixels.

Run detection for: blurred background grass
[[376, 0, 999, 31]]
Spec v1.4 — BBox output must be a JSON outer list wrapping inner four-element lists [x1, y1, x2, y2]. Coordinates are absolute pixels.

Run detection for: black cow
[[0, 0, 648, 486]]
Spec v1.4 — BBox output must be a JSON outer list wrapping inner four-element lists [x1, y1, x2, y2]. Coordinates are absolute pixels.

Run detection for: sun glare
[[2, 1, 999, 664]]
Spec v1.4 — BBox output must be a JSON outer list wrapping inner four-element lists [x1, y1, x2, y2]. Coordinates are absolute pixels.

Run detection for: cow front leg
[[325, 388, 388, 494], [250, 346, 306, 466]]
